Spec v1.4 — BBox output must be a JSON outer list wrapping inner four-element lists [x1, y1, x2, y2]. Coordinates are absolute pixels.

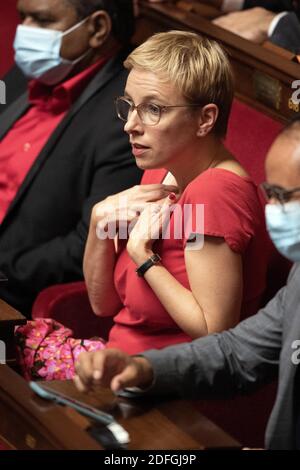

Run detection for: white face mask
[[265, 200, 300, 262], [13, 17, 90, 86]]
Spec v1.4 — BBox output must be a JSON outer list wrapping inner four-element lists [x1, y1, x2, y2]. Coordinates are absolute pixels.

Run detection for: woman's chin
[[135, 158, 162, 171]]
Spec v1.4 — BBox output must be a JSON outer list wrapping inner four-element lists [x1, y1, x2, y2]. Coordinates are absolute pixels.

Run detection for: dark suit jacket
[[142, 264, 300, 449], [243, 0, 295, 12], [0, 51, 142, 316], [0, 66, 28, 114], [270, 12, 300, 53]]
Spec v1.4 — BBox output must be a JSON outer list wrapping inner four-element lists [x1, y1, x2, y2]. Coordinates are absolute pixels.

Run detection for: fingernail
[[168, 192, 176, 201], [93, 370, 101, 380]]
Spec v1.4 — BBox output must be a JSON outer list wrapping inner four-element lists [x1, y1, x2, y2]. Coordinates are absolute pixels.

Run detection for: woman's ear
[[88, 11, 112, 49], [196, 104, 219, 137]]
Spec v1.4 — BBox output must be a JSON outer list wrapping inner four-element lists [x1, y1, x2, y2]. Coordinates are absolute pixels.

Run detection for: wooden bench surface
[[0, 365, 241, 450]]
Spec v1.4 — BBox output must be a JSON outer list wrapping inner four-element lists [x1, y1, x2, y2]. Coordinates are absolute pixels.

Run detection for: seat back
[[0, 0, 19, 78], [227, 100, 291, 304], [226, 100, 282, 184], [192, 100, 285, 448]]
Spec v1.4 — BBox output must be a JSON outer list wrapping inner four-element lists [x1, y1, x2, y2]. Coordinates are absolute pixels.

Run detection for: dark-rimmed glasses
[[115, 96, 202, 126], [260, 182, 300, 205]]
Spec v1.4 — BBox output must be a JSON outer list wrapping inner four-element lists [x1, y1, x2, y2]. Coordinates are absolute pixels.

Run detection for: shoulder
[[270, 11, 300, 45], [183, 168, 258, 203]]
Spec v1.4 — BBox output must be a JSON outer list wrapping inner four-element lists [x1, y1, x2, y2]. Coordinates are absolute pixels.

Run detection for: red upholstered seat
[[32, 282, 113, 340], [226, 100, 282, 184], [0, 440, 10, 450], [0, 0, 19, 78]]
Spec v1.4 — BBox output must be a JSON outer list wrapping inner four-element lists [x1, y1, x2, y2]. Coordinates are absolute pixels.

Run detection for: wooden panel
[[0, 365, 102, 450], [0, 298, 26, 326], [0, 365, 241, 450], [0, 299, 26, 366], [134, 1, 300, 122], [47, 380, 241, 449]]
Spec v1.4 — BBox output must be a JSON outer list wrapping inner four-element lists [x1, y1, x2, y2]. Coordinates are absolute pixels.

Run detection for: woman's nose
[[124, 109, 143, 134]]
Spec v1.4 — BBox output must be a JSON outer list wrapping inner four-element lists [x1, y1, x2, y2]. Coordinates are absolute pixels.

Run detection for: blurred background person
[[0, 0, 142, 316]]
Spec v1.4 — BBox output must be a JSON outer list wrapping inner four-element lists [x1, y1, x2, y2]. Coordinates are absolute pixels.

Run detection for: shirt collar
[[28, 54, 113, 113]]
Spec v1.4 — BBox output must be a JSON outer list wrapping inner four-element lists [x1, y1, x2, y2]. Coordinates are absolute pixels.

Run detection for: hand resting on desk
[[74, 349, 154, 393], [213, 7, 276, 43]]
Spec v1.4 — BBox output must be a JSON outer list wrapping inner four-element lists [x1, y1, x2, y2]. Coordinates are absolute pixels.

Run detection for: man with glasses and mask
[[75, 118, 300, 449], [0, 0, 142, 316]]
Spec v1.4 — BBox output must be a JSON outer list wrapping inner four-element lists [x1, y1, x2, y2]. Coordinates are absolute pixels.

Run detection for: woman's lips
[[131, 144, 150, 157]]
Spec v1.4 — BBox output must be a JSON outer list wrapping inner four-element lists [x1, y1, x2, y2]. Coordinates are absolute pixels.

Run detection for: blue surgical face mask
[[13, 18, 90, 86], [265, 201, 300, 262]]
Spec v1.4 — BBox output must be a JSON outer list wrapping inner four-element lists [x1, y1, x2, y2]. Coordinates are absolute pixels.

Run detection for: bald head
[[266, 120, 300, 189]]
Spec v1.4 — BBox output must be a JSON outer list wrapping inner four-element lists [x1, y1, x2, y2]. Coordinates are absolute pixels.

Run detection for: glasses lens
[[261, 184, 288, 205], [116, 98, 131, 122], [139, 103, 161, 125]]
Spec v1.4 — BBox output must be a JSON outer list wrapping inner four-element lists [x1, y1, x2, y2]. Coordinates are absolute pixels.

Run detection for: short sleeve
[[180, 169, 261, 253]]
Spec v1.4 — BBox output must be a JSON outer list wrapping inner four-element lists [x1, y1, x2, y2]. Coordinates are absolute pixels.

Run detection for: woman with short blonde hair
[[16, 31, 269, 381], [124, 30, 234, 137]]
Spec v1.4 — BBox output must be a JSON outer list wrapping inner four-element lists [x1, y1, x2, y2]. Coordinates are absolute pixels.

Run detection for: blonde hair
[[124, 30, 234, 137]]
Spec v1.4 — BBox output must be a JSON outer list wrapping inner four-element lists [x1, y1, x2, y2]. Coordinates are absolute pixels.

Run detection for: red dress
[[107, 168, 270, 353], [16, 168, 270, 380]]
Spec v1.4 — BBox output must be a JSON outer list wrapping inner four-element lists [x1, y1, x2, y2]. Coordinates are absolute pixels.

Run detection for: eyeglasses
[[260, 182, 300, 205], [115, 96, 202, 126]]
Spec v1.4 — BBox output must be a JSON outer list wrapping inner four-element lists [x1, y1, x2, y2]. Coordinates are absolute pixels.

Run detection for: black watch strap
[[136, 254, 162, 277]]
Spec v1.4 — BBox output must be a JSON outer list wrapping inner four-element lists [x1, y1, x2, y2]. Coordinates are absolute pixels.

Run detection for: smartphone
[[29, 381, 130, 445]]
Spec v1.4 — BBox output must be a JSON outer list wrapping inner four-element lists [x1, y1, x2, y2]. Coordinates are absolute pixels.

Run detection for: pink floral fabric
[[15, 318, 105, 381]]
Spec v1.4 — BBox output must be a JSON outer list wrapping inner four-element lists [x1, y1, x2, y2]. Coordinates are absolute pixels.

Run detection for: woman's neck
[[168, 136, 230, 191]]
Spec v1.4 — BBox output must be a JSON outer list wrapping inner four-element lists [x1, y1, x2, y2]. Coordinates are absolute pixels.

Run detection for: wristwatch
[[136, 254, 162, 277]]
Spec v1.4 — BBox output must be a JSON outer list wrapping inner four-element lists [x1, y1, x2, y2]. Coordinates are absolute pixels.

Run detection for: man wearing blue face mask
[[0, 0, 142, 316], [74, 118, 300, 449]]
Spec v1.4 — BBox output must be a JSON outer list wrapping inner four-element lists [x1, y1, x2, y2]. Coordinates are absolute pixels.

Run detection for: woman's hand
[[126, 192, 177, 266], [74, 349, 154, 393], [91, 184, 178, 241], [84, 185, 177, 315]]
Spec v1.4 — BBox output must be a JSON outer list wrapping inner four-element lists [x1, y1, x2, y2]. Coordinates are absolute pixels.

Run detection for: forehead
[[266, 134, 300, 188], [17, 0, 74, 16], [125, 68, 182, 102]]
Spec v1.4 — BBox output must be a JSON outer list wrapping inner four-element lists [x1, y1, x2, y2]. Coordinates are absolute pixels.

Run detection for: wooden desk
[[0, 299, 26, 367], [135, 1, 300, 122], [0, 365, 240, 450]]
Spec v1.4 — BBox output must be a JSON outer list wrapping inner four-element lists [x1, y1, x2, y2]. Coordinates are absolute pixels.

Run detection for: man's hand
[[74, 349, 154, 393], [213, 7, 276, 44]]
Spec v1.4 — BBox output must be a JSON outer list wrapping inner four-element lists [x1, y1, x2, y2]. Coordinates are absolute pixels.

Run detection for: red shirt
[[107, 168, 270, 354], [0, 58, 108, 223]]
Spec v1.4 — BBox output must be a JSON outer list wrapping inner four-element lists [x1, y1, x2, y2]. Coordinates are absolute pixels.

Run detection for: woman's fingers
[[142, 184, 179, 202]]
